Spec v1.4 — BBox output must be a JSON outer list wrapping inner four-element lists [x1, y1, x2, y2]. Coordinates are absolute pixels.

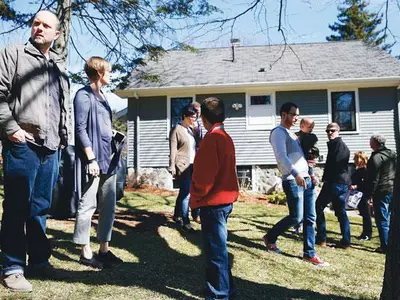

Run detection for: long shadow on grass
[[46, 199, 365, 300], [233, 277, 356, 300], [48, 212, 359, 300], [48, 207, 205, 299]]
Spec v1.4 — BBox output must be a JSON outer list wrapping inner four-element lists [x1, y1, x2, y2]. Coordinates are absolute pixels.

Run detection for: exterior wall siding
[[275, 90, 329, 162], [127, 96, 169, 168], [196, 93, 271, 166], [276, 87, 397, 163], [127, 98, 136, 168], [127, 87, 398, 169], [346, 87, 397, 155]]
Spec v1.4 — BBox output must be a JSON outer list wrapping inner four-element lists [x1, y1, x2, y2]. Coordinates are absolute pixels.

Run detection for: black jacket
[[295, 131, 319, 160], [322, 137, 351, 184], [351, 167, 367, 193], [365, 147, 396, 198]]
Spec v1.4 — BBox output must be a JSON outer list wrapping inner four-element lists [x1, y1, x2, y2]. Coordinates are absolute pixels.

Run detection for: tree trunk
[[53, 0, 72, 63], [380, 93, 400, 300]]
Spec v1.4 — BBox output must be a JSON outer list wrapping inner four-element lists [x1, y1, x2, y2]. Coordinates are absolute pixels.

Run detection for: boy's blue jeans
[[316, 182, 351, 245], [200, 204, 235, 300], [267, 177, 316, 258], [0, 141, 59, 275]]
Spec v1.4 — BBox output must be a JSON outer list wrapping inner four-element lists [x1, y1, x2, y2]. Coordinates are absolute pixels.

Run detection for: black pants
[[357, 196, 372, 237]]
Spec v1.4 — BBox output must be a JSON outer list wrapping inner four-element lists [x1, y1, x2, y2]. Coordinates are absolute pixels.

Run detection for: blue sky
[[191, 0, 400, 52], [1, 0, 399, 111]]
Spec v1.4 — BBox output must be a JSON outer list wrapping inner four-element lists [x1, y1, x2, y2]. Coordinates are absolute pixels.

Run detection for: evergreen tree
[[327, 0, 391, 50]]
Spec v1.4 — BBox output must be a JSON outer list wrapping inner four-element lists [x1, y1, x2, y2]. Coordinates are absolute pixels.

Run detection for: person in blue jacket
[[73, 56, 124, 269]]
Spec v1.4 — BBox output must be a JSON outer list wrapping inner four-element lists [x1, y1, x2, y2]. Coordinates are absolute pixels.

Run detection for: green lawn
[[0, 190, 385, 300]]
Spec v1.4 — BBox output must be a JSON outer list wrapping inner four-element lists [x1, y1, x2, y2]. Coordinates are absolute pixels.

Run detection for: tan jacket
[[168, 124, 191, 176]]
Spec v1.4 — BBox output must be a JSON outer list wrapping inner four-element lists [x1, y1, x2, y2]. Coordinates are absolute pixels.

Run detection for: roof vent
[[258, 68, 265, 72], [230, 38, 240, 47]]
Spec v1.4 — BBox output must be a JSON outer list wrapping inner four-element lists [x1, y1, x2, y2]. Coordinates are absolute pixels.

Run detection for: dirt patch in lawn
[[127, 185, 273, 205]]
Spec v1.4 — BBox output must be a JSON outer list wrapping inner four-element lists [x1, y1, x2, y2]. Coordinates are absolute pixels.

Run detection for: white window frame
[[245, 92, 276, 130], [166, 95, 195, 137], [327, 89, 360, 134]]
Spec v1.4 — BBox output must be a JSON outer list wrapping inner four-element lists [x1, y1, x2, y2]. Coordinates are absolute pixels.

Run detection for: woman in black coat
[[350, 151, 372, 240]]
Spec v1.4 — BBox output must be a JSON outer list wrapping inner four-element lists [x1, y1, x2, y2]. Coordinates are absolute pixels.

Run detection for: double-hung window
[[167, 96, 193, 136], [329, 90, 358, 132]]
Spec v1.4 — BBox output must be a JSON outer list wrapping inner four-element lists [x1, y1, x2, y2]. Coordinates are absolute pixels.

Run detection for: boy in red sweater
[[190, 97, 239, 300]]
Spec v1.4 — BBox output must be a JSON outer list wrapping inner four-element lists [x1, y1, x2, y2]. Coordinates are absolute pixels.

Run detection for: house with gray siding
[[116, 40, 400, 192]]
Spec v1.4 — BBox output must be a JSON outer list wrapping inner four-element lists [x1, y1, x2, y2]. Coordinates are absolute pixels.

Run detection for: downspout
[[396, 84, 400, 154]]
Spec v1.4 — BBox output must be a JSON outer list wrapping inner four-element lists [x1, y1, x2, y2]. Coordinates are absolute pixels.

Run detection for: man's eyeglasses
[[326, 129, 337, 133], [288, 113, 299, 117]]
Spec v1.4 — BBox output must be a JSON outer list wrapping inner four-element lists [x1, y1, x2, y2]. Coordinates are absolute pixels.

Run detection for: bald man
[[0, 10, 69, 292]]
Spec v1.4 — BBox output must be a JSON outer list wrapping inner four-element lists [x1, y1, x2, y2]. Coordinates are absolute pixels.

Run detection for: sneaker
[[97, 250, 123, 268], [2, 273, 32, 292], [262, 234, 281, 254], [358, 235, 371, 241], [79, 255, 103, 269], [303, 256, 329, 267], [26, 264, 70, 280], [182, 224, 195, 233]]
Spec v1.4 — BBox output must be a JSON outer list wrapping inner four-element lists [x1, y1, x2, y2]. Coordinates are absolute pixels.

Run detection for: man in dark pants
[[316, 123, 352, 249], [364, 135, 396, 254], [0, 10, 69, 292]]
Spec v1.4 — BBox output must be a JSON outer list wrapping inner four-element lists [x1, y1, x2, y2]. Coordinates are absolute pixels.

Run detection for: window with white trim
[[246, 93, 275, 130], [330, 91, 357, 131]]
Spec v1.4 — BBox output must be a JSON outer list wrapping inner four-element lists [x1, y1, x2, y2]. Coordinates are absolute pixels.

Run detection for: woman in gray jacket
[[169, 106, 198, 232]]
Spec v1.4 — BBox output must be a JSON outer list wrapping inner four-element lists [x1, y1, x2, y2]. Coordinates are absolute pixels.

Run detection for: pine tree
[[327, 0, 391, 50]]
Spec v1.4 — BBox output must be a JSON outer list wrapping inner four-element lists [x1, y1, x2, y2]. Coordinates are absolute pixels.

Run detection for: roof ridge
[[167, 40, 365, 52]]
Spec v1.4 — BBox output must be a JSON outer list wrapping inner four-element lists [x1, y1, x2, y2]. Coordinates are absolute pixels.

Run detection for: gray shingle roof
[[126, 41, 400, 89]]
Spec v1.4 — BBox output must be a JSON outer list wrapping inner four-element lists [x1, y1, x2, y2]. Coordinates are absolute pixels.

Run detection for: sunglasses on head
[[326, 129, 337, 133]]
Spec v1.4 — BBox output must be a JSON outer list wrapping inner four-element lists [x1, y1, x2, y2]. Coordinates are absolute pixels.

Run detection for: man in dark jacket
[[364, 135, 396, 254], [316, 123, 352, 248]]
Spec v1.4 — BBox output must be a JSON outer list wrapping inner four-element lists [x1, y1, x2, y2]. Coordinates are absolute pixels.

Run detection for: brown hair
[[201, 97, 225, 124], [84, 56, 111, 81], [354, 151, 368, 167]]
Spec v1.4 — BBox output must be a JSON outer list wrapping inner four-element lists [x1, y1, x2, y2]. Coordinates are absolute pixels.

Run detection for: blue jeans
[[267, 177, 316, 258], [316, 182, 351, 245], [372, 192, 392, 250], [0, 141, 59, 275], [174, 165, 192, 225], [200, 204, 235, 300]]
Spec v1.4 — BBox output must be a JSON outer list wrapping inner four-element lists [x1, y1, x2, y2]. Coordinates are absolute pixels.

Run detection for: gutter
[[116, 76, 400, 98]]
